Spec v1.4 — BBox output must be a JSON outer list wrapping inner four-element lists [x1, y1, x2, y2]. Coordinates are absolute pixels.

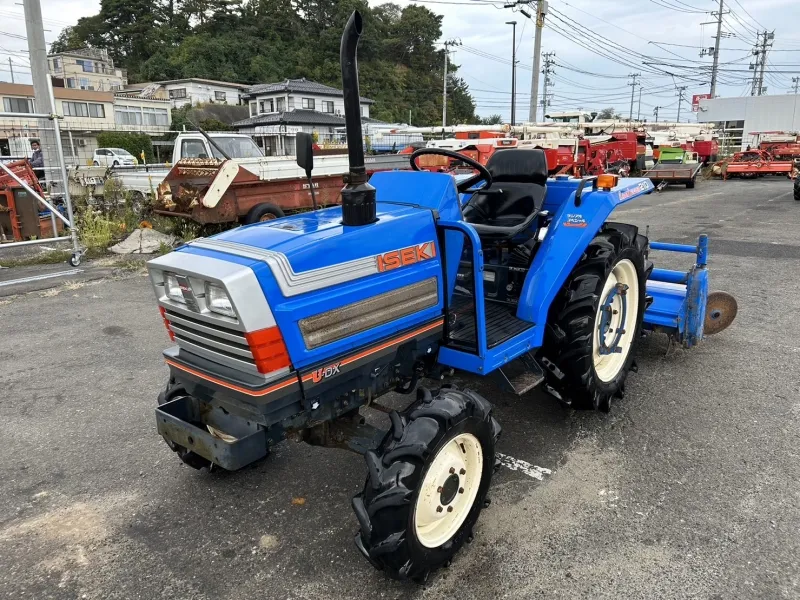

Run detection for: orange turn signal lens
[[245, 327, 291, 374], [597, 174, 619, 190]]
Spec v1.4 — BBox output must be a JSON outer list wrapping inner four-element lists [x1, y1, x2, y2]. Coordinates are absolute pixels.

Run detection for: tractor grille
[[163, 308, 258, 373]]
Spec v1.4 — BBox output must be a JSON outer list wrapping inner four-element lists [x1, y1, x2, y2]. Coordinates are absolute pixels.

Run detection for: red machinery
[[0, 160, 62, 242], [692, 137, 719, 164], [717, 149, 795, 180], [755, 133, 800, 162]]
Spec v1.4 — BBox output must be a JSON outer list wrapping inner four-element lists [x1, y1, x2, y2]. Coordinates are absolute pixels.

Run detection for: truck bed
[[642, 162, 702, 183]]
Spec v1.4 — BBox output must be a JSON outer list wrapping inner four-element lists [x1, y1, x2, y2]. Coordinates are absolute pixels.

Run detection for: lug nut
[[449, 467, 455, 474], [447, 506, 454, 513], [459, 487, 464, 494], [460, 468, 466, 475], [436, 506, 443, 513], [437, 486, 443, 493]]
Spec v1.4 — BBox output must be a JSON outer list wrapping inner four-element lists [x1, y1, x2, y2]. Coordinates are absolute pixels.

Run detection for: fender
[[516, 177, 654, 347]]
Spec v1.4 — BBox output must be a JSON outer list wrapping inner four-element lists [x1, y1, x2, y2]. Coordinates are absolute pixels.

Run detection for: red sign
[[692, 94, 712, 112]]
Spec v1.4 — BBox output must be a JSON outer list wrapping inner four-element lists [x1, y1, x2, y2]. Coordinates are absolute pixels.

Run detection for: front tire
[[353, 387, 500, 582], [541, 224, 648, 412]]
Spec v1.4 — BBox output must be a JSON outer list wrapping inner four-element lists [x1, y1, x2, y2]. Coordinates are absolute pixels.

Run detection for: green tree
[[480, 114, 504, 125]]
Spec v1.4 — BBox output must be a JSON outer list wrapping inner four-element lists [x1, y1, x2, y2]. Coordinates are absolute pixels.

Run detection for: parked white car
[[93, 148, 138, 167]]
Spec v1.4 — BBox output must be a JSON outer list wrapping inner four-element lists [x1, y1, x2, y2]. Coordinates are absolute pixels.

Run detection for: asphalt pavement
[[1, 177, 799, 600]]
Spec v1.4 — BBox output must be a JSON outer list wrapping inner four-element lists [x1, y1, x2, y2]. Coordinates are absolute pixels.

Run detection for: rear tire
[[686, 180, 695, 189], [540, 224, 647, 412], [353, 387, 500, 582], [244, 203, 285, 224]]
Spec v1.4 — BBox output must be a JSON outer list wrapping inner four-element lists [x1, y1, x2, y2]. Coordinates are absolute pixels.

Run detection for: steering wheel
[[410, 148, 493, 194]]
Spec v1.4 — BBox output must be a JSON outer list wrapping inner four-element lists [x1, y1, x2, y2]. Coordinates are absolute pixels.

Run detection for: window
[[115, 105, 142, 126], [66, 78, 77, 89], [301, 98, 315, 110], [76, 59, 93, 73], [63, 101, 89, 117], [214, 91, 226, 102], [142, 107, 169, 126], [321, 101, 334, 113], [169, 88, 187, 99], [89, 103, 105, 118], [276, 97, 285, 112], [181, 139, 209, 159], [258, 99, 274, 113], [249, 101, 257, 117], [288, 97, 295, 110], [78, 78, 91, 90], [3, 97, 33, 113]]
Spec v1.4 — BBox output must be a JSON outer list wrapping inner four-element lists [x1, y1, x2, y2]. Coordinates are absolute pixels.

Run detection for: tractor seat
[[462, 149, 548, 240]]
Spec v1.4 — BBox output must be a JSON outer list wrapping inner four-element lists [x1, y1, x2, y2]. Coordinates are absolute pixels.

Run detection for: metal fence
[[0, 111, 81, 263]]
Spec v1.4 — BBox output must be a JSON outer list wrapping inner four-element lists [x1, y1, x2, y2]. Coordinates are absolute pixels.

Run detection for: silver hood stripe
[[188, 238, 379, 297]]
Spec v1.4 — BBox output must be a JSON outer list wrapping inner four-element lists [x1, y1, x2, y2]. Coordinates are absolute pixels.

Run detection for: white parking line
[[496, 453, 553, 481], [0, 268, 83, 288]]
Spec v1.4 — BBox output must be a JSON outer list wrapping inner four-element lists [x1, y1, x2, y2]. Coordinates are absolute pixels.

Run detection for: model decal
[[563, 214, 588, 228], [311, 362, 342, 383]]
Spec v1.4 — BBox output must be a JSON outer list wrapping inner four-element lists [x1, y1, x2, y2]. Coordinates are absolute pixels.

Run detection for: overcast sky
[[2, 0, 800, 123]]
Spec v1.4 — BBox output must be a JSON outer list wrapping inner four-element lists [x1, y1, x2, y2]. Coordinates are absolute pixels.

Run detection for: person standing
[[30, 140, 44, 181]]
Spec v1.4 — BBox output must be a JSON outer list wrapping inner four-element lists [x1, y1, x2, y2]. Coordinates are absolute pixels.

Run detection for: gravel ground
[[1, 177, 798, 600]]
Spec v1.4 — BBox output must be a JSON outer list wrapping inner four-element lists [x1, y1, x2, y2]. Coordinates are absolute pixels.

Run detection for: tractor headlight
[[164, 272, 185, 303], [206, 282, 235, 318]]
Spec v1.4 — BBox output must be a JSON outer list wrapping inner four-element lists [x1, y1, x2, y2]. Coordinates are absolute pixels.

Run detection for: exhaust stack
[[339, 10, 377, 226]]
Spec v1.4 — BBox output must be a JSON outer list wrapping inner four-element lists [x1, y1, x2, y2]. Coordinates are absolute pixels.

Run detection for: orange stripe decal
[[165, 359, 298, 397]]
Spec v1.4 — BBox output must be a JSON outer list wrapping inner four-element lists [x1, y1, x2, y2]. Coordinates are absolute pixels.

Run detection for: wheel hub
[[598, 283, 628, 356], [414, 433, 483, 548], [439, 473, 461, 506]]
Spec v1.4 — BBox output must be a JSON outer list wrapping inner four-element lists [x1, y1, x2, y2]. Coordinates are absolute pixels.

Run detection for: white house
[[124, 78, 246, 108], [233, 78, 375, 155]]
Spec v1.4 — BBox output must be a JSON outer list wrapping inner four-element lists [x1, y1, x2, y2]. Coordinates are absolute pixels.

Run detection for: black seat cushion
[[463, 149, 548, 228]]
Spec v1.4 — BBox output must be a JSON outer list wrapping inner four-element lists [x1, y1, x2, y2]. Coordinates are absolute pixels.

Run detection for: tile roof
[[232, 109, 348, 128], [244, 78, 374, 104]]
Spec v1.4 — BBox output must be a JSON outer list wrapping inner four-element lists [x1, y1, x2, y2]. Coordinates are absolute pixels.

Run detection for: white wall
[[251, 91, 370, 118], [165, 82, 243, 108], [699, 94, 800, 150]]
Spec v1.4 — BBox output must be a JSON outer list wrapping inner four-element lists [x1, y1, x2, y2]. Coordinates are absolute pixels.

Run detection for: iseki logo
[[311, 362, 342, 383], [376, 241, 436, 272]]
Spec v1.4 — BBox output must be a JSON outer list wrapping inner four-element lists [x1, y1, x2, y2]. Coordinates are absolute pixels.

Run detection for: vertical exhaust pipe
[[340, 10, 377, 226]]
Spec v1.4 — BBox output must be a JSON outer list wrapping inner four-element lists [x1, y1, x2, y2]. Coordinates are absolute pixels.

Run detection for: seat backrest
[[486, 148, 548, 185]]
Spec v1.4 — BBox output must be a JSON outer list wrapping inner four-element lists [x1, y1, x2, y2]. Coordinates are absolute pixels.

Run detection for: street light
[[506, 20, 517, 126]]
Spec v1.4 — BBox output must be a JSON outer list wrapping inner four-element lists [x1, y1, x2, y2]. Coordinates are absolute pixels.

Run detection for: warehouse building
[[698, 94, 800, 153]]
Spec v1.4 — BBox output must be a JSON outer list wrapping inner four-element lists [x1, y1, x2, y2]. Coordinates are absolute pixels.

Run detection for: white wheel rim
[[414, 432, 483, 549], [593, 258, 639, 383]]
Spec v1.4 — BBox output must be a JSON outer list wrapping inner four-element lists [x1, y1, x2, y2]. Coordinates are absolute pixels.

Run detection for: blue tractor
[[147, 12, 737, 582]]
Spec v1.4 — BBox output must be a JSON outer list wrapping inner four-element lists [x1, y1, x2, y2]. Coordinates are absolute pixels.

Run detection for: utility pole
[[792, 77, 800, 95], [506, 21, 518, 126], [628, 73, 640, 121], [676, 86, 688, 123], [529, 0, 547, 122], [637, 85, 642, 121], [709, 0, 725, 98], [541, 51, 555, 119], [653, 106, 660, 122], [750, 32, 762, 96], [442, 40, 459, 127], [757, 31, 774, 96], [8, 58, 14, 83]]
